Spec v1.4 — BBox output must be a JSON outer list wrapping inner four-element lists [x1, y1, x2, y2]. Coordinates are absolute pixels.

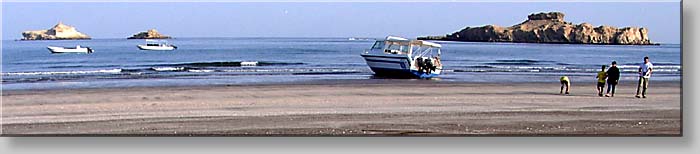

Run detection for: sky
[[1, 1, 681, 43]]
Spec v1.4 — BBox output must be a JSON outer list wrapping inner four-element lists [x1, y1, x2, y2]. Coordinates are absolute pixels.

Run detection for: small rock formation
[[128, 29, 172, 39], [21, 22, 91, 40], [418, 12, 654, 45]]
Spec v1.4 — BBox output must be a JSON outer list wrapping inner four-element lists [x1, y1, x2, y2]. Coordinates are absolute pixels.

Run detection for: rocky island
[[418, 12, 654, 45], [21, 22, 91, 40], [128, 29, 172, 39]]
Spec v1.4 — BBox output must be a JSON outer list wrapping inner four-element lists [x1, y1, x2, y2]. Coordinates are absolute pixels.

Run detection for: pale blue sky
[[2, 2, 681, 43]]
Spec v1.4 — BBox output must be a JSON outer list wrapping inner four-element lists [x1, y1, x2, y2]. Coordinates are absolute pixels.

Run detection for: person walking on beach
[[596, 65, 607, 97], [636, 56, 653, 98], [560, 76, 570, 95], [605, 61, 620, 97]]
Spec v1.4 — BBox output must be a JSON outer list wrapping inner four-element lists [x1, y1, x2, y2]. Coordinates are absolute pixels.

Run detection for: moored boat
[[47, 45, 94, 54], [137, 39, 177, 51], [361, 36, 443, 78]]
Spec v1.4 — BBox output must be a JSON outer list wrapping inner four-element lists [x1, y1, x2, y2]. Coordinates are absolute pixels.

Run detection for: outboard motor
[[87, 47, 94, 54]]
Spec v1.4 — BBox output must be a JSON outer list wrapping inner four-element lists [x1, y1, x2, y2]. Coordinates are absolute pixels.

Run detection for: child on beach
[[560, 76, 570, 95], [596, 65, 607, 97], [605, 61, 620, 97]]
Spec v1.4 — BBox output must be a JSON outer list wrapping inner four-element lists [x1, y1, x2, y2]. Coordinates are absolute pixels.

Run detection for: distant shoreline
[[4, 37, 379, 41], [419, 38, 662, 46], [1, 37, 682, 45]]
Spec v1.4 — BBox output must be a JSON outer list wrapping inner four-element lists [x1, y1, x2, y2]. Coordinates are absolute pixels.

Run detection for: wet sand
[[1, 80, 681, 136]]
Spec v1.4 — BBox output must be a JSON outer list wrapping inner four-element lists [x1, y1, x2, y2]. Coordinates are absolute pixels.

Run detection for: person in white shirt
[[636, 56, 653, 98]]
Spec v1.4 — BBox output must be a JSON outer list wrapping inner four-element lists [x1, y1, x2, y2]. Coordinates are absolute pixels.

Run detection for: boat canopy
[[386, 36, 409, 41], [382, 36, 441, 48], [411, 40, 441, 48], [372, 36, 441, 57]]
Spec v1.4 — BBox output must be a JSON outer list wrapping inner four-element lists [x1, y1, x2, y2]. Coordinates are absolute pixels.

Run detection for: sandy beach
[[1, 80, 681, 136]]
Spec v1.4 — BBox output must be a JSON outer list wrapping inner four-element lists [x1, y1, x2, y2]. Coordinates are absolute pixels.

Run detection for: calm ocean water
[[1, 38, 681, 90]]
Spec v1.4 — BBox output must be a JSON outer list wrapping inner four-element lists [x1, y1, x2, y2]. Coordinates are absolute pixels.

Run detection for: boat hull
[[137, 45, 176, 51], [47, 46, 93, 54], [361, 54, 440, 78], [368, 67, 440, 79]]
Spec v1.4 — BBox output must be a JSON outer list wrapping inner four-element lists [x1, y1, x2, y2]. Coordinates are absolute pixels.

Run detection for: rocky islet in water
[[419, 12, 655, 45], [21, 22, 91, 40], [127, 29, 172, 39], [20, 12, 653, 45]]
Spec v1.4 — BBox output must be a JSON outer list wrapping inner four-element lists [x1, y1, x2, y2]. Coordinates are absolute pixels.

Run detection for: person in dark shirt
[[605, 61, 621, 97]]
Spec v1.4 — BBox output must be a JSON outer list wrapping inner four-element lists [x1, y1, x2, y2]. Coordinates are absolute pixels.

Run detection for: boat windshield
[[384, 41, 410, 54], [371, 41, 385, 49]]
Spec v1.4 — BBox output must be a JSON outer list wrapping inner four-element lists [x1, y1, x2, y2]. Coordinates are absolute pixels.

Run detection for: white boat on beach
[[361, 36, 443, 78], [137, 39, 177, 51], [47, 45, 94, 54]]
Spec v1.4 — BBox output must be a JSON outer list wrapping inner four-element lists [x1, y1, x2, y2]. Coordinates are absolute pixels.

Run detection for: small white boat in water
[[241, 61, 259, 67], [361, 36, 443, 78], [137, 39, 177, 51], [47, 45, 94, 54]]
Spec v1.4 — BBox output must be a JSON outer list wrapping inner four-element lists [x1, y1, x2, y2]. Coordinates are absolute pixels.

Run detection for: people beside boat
[[416, 57, 424, 73], [433, 56, 442, 68], [414, 57, 439, 74], [605, 61, 620, 97], [596, 65, 607, 97], [560, 76, 570, 95], [636, 56, 653, 98], [424, 58, 434, 74]]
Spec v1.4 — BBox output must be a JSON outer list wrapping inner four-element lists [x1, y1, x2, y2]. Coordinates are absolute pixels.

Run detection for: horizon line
[[0, 0, 682, 3], [1, 37, 682, 45]]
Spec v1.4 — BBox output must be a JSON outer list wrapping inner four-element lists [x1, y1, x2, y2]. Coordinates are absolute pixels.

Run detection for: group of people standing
[[596, 61, 620, 97], [560, 56, 653, 98]]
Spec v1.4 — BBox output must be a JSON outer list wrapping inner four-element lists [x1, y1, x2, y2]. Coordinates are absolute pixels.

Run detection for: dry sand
[[1, 80, 681, 136]]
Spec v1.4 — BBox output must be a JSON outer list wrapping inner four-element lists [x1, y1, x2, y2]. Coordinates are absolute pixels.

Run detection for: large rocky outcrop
[[21, 22, 91, 40], [128, 29, 171, 39], [418, 12, 654, 45]]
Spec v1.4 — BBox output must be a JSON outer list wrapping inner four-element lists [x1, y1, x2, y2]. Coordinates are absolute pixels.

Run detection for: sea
[[1, 38, 682, 90]]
